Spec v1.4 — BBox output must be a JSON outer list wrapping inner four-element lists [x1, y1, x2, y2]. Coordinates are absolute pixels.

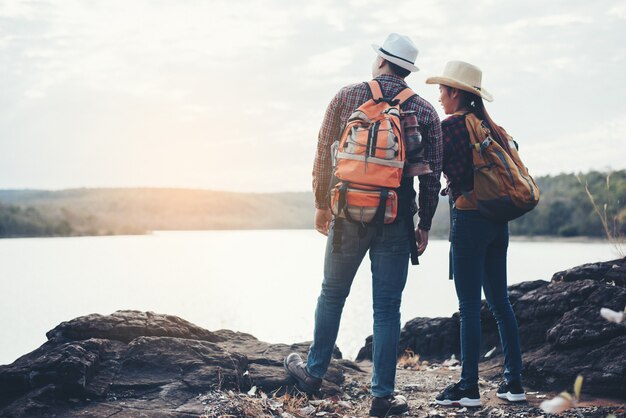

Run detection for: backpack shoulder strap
[[464, 113, 483, 148], [392, 87, 416, 105], [463, 112, 492, 136], [366, 80, 383, 101], [464, 113, 496, 155]]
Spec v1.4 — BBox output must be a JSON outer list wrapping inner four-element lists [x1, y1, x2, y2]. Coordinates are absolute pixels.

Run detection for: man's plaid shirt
[[312, 73, 443, 230]]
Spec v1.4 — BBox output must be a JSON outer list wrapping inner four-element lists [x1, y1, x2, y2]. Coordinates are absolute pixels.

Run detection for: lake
[[0, 230, 619, 366]]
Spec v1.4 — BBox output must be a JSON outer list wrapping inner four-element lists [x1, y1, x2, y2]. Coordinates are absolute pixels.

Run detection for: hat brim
[[425, 76, 493, 102], [372, 44, 419, 72]]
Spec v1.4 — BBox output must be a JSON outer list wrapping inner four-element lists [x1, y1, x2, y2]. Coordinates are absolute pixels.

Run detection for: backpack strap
[[374, 188, 389, 237], [406, 213, 419, 265], [366, 80, 384, 101], [332, 183, 350, 253], [465, 114, 495, 154], [392, 87, 417, 105]]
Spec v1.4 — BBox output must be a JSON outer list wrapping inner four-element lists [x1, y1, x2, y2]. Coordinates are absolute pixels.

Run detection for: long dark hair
[[458, 89, 511, 152]]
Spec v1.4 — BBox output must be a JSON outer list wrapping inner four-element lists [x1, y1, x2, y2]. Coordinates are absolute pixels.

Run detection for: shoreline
[[0, 229, 615, 243]]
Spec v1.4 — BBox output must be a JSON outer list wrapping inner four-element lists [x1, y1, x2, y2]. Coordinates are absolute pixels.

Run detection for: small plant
[[279, 391, 309, 414], [216, 367, 224, 391], [577, 173, 625, 257], [540, 375, 583, 414]]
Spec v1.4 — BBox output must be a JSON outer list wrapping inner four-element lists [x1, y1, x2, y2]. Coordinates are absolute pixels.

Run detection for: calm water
[[0, 230, 618, 365]]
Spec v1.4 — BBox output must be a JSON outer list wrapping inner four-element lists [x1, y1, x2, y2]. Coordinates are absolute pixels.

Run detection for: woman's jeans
[[451, 208, 522, 389], [306, 217, 410, 398]]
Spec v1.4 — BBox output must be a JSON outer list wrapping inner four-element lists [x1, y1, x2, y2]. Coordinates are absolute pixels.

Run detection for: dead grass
[[397, 348, 423, 370]]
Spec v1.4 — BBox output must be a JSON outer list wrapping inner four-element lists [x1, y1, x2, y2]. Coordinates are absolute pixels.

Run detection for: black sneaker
[[283, 353, 322, 393], [435, 382, 481, 407], [369, 394, 409, 417], [496, 380, 526, 402]]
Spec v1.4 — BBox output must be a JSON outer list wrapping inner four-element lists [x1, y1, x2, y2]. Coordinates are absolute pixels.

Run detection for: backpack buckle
[[373, 97, 400, 106]]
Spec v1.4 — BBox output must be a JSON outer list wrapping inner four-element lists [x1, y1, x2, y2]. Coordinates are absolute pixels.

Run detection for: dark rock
[[111, 336, 247, 392], [0, 385, 57, 418], [0, 338, 123, 404], [357, 316, 460, 362], [507, 279, 550, 302], [553, 259, 626, 286], [546, 305, 626, 348], [209, 329, 345, 394], [521, 335, 626, 398], [46, 310, 223, 344], [357, 257, 626, 398], [0, 310, 364, 417]]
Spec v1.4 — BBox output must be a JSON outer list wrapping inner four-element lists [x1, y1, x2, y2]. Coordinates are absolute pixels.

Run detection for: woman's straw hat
[[425, 60, 493, 102]]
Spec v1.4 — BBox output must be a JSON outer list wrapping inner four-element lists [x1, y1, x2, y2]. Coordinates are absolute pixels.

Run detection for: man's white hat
[[371, 33, 419, 72], [425, 60, 493, 102]]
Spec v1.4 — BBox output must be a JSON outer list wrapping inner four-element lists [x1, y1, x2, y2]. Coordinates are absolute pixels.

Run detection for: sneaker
[[369, 394, 409, 417], [496, 380, 526, 402], [435, 382, 481, 407], [283, 353, 322, 393]]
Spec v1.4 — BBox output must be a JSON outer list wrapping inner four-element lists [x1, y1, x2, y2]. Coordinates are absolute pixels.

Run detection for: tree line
[[0, 170, 624, 239], [509, 170, 625, 238], [0, 204, 74, 238]]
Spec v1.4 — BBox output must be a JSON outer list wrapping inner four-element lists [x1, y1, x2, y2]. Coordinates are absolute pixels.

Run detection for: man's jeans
[[451, 208, 522, 389], [306, 217, 410, 397]]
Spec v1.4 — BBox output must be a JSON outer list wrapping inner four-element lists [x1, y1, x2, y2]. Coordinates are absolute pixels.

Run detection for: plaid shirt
[[441, 114, 473, 201], [312, 73, 443, 230]]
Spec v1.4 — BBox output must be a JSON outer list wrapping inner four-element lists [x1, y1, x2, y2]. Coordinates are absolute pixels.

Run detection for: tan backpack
[[455, 112, 540, 221]]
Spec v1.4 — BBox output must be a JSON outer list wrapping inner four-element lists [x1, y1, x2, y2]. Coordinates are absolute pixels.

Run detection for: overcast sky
[[1, 0, 625, 192]]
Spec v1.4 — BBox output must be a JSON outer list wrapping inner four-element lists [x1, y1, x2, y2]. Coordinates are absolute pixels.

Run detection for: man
[[284, 33, 442, 418]]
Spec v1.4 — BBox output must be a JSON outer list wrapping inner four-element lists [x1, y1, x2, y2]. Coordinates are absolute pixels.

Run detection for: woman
[[425, 61, 526, 407]]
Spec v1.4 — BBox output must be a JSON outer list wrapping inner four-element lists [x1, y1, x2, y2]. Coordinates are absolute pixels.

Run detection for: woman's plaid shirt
[[441, 114, 474, 201], [312, 74, 443, 230]]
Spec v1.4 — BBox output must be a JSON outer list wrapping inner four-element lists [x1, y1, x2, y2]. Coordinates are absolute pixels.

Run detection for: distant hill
[[0, 188, 313, 237], [0, 170, 624, 238]]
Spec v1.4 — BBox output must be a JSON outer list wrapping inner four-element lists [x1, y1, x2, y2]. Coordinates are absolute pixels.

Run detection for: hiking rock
[[0, 310, 362, 417], [356, 257, 626, 398], [46, 310, 223, 344], [552, 259, 626, 286]]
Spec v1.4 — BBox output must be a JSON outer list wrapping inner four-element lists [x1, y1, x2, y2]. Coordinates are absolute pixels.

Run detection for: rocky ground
[[358, 257, 626, 399], [197, 360, 626, 418], [0, 257, 625, 417]]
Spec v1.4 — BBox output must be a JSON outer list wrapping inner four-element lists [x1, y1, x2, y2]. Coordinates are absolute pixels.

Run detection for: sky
[[1, 0, 625, 192]]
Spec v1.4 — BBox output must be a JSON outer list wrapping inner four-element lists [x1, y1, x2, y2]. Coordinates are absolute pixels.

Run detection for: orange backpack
[[455, 112, 540, 221], [330, 80, 415, 226]]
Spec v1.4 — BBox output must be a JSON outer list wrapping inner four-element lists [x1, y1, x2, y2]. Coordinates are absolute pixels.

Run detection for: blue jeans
[[307, 217, 410, 397], [451, 208, 522, 389]]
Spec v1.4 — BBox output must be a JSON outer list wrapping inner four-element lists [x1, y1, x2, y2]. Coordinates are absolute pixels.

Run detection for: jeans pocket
[[452, 210, 477, 250]]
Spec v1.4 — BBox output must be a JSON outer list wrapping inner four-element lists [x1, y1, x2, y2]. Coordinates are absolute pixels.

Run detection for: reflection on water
[[0, 230, 618, 365]]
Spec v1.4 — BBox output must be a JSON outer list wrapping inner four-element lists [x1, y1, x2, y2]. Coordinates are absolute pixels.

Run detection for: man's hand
[[315, 208, 333, 236], [415, 228, 429, 256]]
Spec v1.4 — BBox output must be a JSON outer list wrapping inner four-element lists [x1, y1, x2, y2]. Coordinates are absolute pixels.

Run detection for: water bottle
[[401, 111, 432, 177]]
